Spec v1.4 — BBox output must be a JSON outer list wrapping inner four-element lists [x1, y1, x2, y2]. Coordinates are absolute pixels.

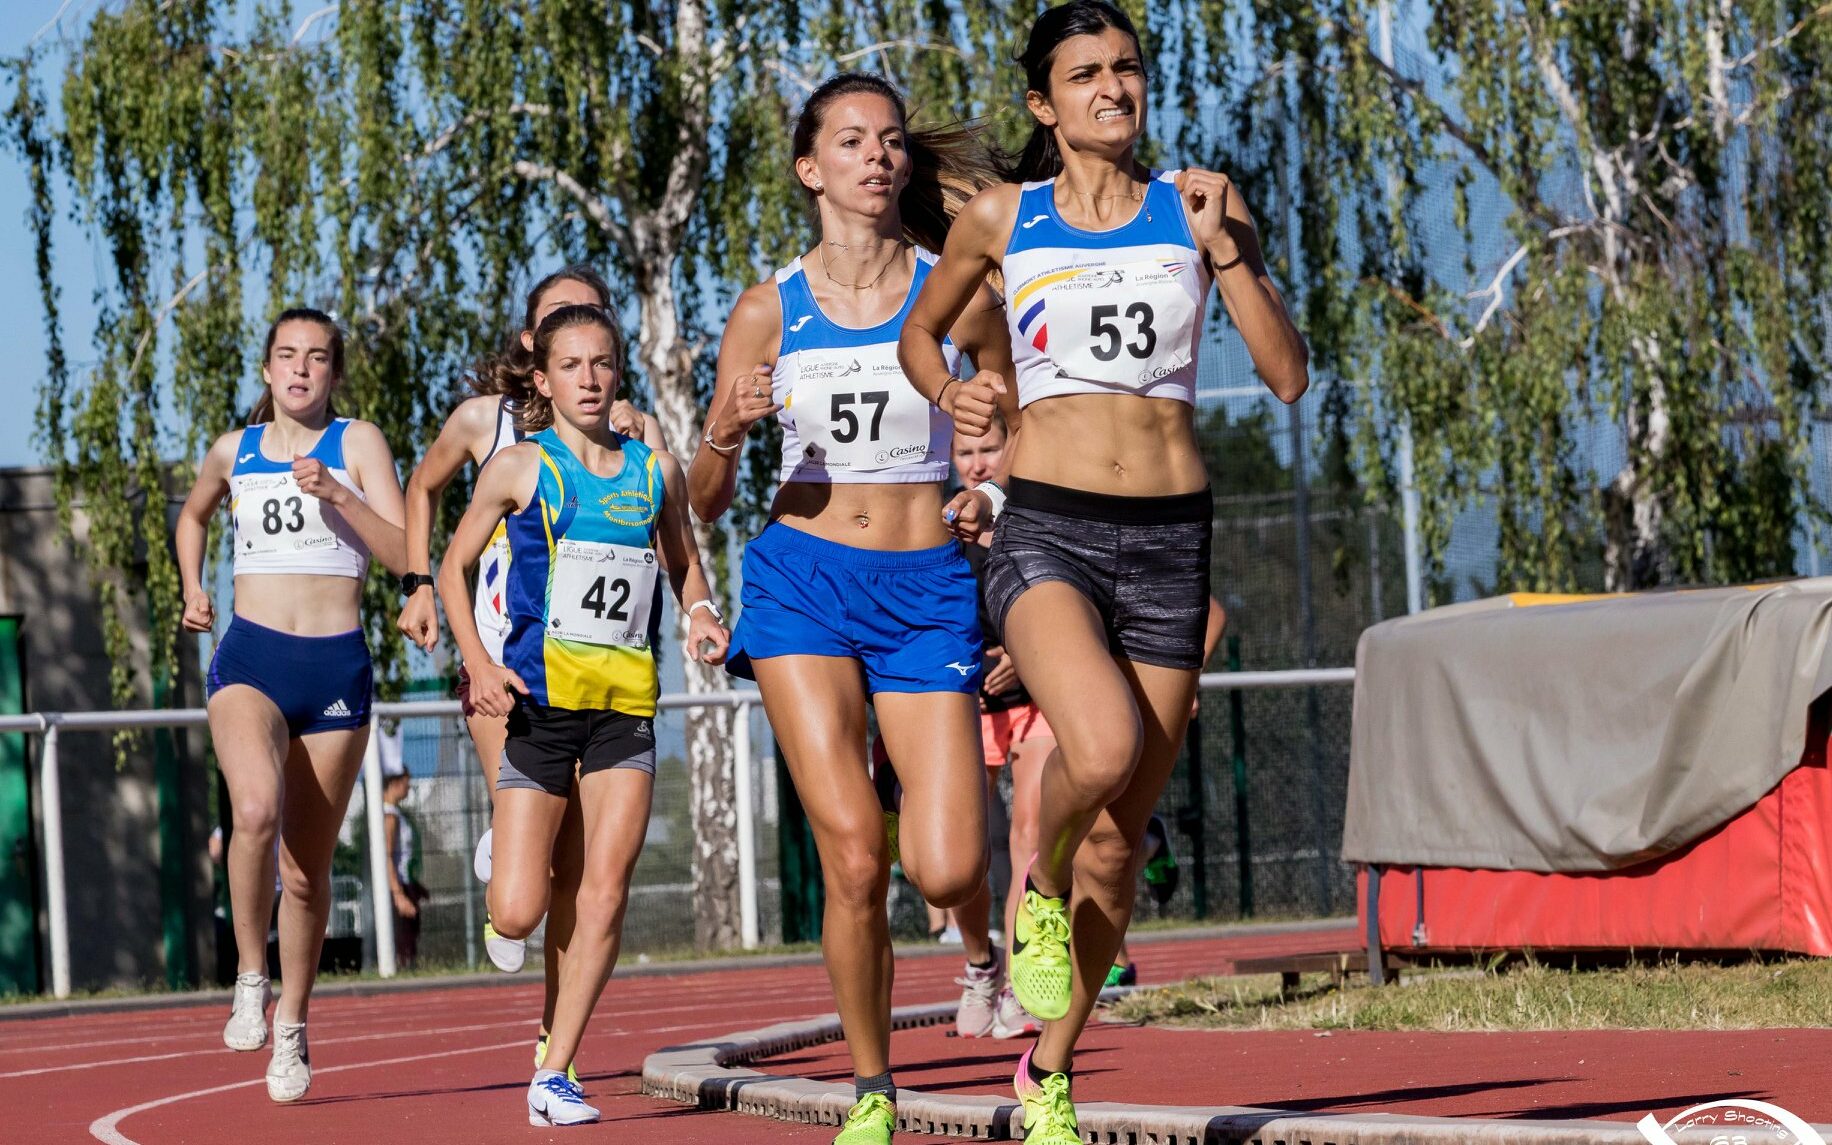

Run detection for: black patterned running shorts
[[983, 477, 1213, 670]]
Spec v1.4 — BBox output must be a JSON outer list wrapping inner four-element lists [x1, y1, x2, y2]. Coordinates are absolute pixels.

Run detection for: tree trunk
[[636, 262, 742, 952]]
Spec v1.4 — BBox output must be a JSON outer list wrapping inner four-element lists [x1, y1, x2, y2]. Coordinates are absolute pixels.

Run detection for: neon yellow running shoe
[[1010, 880, 1071, 1022], [833, 1092, 895, 1144], [534, 1035, 579, 1087], [1013, 1045, 1080, 1144]]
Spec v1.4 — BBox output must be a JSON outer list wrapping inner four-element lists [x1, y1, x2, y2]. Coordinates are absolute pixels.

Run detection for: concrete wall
[[0, 467, 214, 991]]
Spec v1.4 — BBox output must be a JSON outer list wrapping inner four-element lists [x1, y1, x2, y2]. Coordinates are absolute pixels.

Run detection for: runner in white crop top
[[228, 418, 371, 578], [1002, 171, 1209, 407]]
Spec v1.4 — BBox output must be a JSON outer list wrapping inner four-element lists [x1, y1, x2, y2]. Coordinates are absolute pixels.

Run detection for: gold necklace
[[1064, 182, 1151, 223], [819, 240, 907, 291]]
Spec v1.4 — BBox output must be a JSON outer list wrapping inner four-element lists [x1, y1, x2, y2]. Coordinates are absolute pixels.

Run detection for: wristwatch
[[399, 572, 436, 595], [688, 598, 726, 625]]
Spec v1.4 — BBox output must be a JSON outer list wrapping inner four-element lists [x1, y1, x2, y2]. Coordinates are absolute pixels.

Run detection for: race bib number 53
[[548, 539, 659, 648], [1040, 259, 1199, 389]]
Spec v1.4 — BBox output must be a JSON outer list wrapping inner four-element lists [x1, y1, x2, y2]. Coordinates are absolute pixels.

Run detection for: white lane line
[[85, 1008, 821, 1145], [88, 1039, 528, 1145]]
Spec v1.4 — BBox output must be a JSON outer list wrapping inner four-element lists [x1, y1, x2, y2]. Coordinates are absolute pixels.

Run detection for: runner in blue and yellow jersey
[[438, 304, 728, 1127]]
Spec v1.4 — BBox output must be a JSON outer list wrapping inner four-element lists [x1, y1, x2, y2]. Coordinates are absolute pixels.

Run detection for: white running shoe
[[955, 959, 1002, 1038], [527, 1069, 598, 1126], [484, 919, 526, 973], [992, 983, 1037, 1039], [223, 972, 270, 1052], [265, 1020, 311, 1102], [473, 827, 493, 884]]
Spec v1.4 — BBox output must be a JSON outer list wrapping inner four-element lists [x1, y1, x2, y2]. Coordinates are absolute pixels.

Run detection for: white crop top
[[228, 418, 370, 578], [770, 247, 962, 484], [1002, 170, 1211, 408]]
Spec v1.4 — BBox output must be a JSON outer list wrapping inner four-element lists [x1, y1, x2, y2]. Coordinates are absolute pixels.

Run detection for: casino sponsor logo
[[874, 443, 930, 465], [1638, 1100, 1827, 1145], [1135, 358, 1190, 386]]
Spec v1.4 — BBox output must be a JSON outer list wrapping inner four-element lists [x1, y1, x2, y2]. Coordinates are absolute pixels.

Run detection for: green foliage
[[7, 0, 1829, 724]]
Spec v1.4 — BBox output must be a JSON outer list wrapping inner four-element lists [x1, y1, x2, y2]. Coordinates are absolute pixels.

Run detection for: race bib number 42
[[548, 539, 659, 648], [232, 473, 339, 557], [791, 342, 937, 473], [1039, 259, 1199, 389]]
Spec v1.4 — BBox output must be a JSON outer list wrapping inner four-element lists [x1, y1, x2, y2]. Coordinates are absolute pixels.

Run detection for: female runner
[[900, 4, 1309, 1140], [396, 265, 665, 1079], [176, 308, 409, 1102], [687, 73, 1012, 1145], [439, 304, 727, 1125]]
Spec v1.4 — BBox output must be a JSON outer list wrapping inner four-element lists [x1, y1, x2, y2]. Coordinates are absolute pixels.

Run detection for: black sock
[[1027, 1056, 1071, 1086], [1026, 873, 1062, 901], [969, 954, 997, 971], [854, 1071, 896, 1102]]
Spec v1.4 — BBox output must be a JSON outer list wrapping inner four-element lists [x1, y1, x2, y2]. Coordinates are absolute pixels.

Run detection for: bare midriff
[[768, 481, 951, 550], [1009, 394, 1208, 496], [232, 574, 364, 635]]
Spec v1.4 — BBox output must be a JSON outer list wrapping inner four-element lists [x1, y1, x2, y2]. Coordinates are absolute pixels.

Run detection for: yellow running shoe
[[534, 1035, 579, 1087], [1013, 1045, 1080, 1145], [833, 1092, 895, 1144], [1010, 879, 1071, 1022]]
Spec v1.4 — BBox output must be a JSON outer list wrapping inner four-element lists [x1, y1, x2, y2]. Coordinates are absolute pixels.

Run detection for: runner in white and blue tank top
[[175, 308, 409, 1106], [897, 5, 1310, 1141], [686, 74, 1017, 1145]]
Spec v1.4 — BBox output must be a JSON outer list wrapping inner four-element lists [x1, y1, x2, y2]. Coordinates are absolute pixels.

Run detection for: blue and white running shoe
[[527, 1068, 598, 1127]]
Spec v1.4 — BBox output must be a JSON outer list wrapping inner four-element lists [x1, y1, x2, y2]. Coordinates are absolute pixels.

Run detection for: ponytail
[[463, 264, 614, 429], [793, 73, 1010, 252]]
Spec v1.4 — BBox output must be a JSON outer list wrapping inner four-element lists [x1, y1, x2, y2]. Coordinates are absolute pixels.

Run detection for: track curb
[[641, 1003, 1828, 1144]]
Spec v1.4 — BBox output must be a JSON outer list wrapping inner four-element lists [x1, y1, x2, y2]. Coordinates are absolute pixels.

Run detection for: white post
[[1399, 421, 1425, 615], [39, 720, 70, 999], [362, 715, 397, 978], [734, 701, 759, 950]]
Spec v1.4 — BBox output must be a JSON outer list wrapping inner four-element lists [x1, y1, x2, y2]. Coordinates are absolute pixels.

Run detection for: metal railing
[[0, 668, 1357, 999]]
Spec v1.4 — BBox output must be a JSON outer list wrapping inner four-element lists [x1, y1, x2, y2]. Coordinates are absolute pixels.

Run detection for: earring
[[813, 182, 824, 190]]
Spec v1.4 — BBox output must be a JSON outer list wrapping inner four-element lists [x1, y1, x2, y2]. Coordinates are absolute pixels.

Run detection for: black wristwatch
[[399, 572, 436, 595]]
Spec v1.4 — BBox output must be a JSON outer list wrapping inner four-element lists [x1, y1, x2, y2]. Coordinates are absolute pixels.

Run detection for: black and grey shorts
[[983, 477, 1213, 670], [499, 702, 658, 797]]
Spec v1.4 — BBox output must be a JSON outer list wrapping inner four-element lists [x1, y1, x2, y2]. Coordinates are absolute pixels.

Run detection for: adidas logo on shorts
[[322, 698, 353, 718]]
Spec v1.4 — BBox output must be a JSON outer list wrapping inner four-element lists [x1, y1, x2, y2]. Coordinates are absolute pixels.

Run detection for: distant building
[[0, 466, 212, 993]]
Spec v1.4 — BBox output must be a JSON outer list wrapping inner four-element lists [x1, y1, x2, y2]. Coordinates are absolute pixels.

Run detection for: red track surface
[[6, 928, 1820, 1143]]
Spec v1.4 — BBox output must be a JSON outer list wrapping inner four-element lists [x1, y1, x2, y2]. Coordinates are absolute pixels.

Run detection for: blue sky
[[1, 7, 86, 470]]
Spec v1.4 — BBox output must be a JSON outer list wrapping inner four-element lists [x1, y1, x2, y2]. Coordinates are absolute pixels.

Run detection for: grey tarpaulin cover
[[1341, 578, 1832, 872]]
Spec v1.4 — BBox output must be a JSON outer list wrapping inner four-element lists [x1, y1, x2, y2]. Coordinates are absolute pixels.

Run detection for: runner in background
[[438, 304, 728, 1126], [396, 265, 666, 1080], [176, 308, 409, 1103]]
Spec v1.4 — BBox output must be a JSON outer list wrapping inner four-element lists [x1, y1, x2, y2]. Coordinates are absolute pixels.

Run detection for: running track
[[8, 928, 1822, 1143]]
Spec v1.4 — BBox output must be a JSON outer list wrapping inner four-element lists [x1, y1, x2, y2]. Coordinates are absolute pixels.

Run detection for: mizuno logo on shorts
[[945, 662, 975, 676], [322, 699, 352, 718], [788, 315, 813, 332], [1021, 214, 1050, 229]]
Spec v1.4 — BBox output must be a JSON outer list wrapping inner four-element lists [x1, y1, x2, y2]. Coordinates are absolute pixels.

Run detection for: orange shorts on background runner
[[980, 702, 1054, 768]]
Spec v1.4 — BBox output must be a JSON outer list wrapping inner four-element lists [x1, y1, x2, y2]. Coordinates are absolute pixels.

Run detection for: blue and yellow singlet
[[501, 428, 663, 715]]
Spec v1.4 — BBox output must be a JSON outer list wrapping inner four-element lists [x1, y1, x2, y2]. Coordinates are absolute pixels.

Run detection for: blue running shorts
[[207, 615, 373, 736], [727, 523, 982, 694]]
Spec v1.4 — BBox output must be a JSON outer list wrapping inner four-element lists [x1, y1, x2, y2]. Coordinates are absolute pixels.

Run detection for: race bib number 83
[[548, 539, 659, 648], [232, 473, 339, 557]]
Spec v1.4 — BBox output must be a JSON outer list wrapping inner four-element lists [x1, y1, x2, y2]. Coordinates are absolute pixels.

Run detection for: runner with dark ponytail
[[900, 3, 1310, 1141]]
